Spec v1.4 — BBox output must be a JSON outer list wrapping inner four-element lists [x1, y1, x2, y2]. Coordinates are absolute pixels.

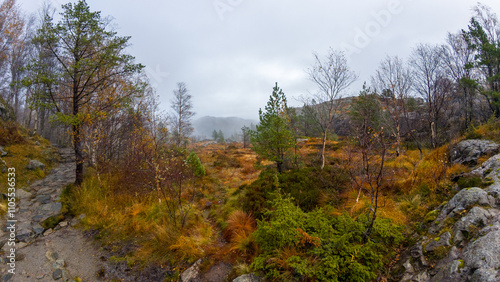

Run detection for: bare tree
[[170, 82, 195, 147], [348, 88, 387, 238], [307, 48, 357, 169], [442, 32, 478, 131], [371, 56, 412, 156], [410, 44, 449, 148], [0, 0, 25, 117]]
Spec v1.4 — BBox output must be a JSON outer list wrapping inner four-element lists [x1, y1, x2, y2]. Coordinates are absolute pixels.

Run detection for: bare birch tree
[[307, 48, 357, 169], [442, 32, 478, 131], [410, 44, 450, 148], [371, 56, 412, 156]]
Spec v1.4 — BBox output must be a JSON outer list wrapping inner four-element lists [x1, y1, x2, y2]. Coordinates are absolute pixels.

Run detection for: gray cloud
[[18, 0, 500, 119]]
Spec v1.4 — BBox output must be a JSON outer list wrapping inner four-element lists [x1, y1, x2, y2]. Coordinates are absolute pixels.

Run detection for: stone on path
[[26, 159, 45, 170], [53, 259, 65, 269], [16, 189, 32, 200], [181, 259, 202, 282], [35, 194, 51, 204], [1, 273, 13, 281], [37, 202, 62, 213], [45, 250, 58, 262], [32, 222, 44, 236], [52, 268, 62, 280]]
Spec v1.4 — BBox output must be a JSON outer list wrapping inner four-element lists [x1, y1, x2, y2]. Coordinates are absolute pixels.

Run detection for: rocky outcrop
[[397, 150, 500, 282], [450, 139, 499, 165]]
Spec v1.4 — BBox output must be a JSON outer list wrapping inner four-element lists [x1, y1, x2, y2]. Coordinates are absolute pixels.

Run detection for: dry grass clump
[[224, 210, 257, 258]]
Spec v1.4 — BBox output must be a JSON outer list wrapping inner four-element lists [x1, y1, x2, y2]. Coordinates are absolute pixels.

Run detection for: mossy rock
[[482, 177, 494, 187], [108, 256, 126, 263], [41, 214, 64, 229], [444, 217, 457, 227], [457, 259, 465, 273], [426, 246, 450, 261], [424, 210, 439, 223]]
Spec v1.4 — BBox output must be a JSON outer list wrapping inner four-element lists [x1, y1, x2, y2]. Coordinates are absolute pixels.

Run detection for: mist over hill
[[192, 116, 257, 141]]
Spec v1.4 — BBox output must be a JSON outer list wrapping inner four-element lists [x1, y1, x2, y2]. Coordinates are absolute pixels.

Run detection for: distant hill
[[192, 116, 257, 141]]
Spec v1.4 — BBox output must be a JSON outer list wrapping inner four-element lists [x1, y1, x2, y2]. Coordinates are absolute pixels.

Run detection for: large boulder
[[472, 153, 500, 183], [424, 232, 452, 252], [441, 188, 491, 215], [450, 140, 499, 165], [470, 268, 500, 282], [488, 184, 500, 204], [453, 207, 495, 244], [430, 188, 492, 234], [463, 230, 500, 270], [429, 247, 465, 282]]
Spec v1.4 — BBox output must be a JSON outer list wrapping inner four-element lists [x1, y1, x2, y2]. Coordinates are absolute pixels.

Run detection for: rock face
[[450, 139, 499, 165], [26, 159, 46, 170], [398, 151, 500, 282]]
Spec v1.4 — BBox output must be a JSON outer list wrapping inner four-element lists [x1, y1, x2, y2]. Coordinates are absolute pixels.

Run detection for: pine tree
[[250, 82, 294, 173], [26, 0, 143, 185], [217, 129, 225, 143], [463, 5, 500, 117]]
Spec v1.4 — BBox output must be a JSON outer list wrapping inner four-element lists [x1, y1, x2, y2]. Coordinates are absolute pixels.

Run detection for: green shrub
[[417, 183, 431, 197], [241, 167, 349, 217], [457, 176, 482, 189], [252, 193, 404, 281], [465, 130, 483, 140], [41, 214, 64, 229], [424, 210, 439, 223], [276, 168, 321, 211]]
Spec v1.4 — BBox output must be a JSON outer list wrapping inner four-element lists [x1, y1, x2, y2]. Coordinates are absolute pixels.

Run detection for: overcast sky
[[17, 0, 500, 120]]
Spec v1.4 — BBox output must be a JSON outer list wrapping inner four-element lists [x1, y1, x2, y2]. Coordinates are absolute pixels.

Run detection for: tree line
[[0, 0, 197, 189], [248, 3, 500, 238], [254, 3, 500, 164], [1, 0, 499, 228]]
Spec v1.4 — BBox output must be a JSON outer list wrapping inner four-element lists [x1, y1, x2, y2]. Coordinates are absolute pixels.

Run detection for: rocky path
[[0, 148, 104, 282]]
